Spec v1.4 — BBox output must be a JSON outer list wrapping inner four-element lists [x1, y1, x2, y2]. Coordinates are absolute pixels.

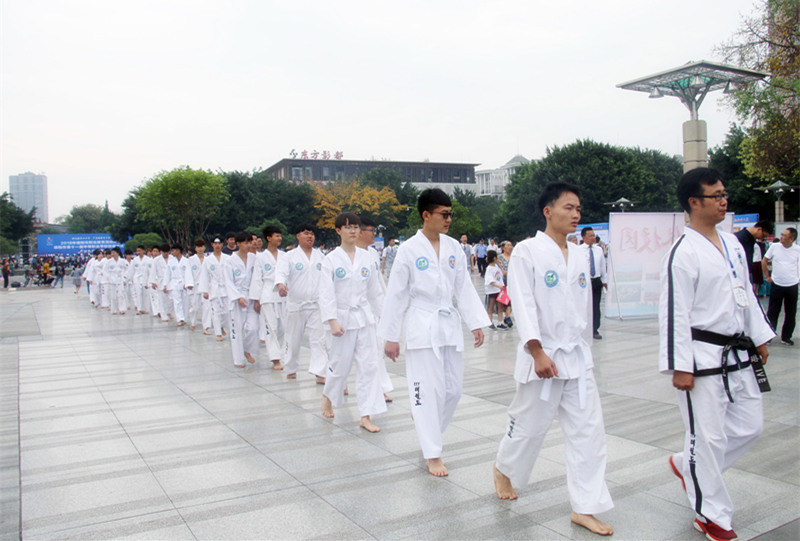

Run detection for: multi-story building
[[265, 157, 479, 195], [475, 155, 530, 198], [9, 172, 48, 223]]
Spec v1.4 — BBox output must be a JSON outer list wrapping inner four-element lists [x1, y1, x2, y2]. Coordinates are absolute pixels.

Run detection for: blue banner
[[37, 234, 124, 255]]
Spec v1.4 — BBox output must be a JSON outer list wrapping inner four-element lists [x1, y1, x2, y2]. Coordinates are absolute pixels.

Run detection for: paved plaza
[[1, 280, 798, 540]]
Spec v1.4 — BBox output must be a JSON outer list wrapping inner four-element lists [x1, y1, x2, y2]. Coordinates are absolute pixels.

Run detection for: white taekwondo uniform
[[98, 257, 111, 308], [494, 232, 613, 514], [320, 247, 386, 417], [163, 255, 194, 323], [367, 245, 393, 394], [659, 227, 774, 531], [187, 253, 210, 330], [378, 230, 489, 459], [83, 257, 101, 306], [223, 252, 259, 366], [126, 255, 150, 313], [275, 247, 329, 377], [105, 256, 129, 314], [198, 252, 230, 337], [248, 249, 286, 362], [145, 256, 159, 317], [150, 255, 170, 321]]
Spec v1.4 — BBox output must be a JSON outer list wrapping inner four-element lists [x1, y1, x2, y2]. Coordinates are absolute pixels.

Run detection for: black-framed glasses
[[433, 211, 454, 220], [694, 192, 729, 201]]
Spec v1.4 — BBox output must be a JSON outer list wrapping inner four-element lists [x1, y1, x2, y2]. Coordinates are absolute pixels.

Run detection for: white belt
[[409, 298, 462, 360], [539, 342, 588, 409]]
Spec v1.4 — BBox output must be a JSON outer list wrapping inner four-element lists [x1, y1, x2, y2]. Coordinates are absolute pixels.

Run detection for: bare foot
[[316, 376, 326, 385], [344, 386, 349, 396], [216, 335, 223, 342], [570, 513, 613, 536], [203, 329, 212, 335], [177, 321, 186, 327], [272, 360, 284, 370], [234, 364, 245, 368], [360, 416, 380, 432], [384, 394, 393, 403], [321, 395, 334, 418], [222, 329, 227, 336], [494, 463, 517, 500], [427, 458, 448, 477], [245, 353, 256, 364], [190, 325, 195, 331], [287, 373, 297, 379]]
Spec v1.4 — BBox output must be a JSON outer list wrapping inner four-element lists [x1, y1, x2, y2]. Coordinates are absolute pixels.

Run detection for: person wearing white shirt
[[320, 213, 386, 432], [105, 247, 129, 315], [660, 169, 774, 541], [581, 227, 608, 339], [198, 237, 230, 341], [379, 189, 489, 477], [493, 182, 614, 537], [484, 251, 507, 330], [82, 250, 103, 306], [162, 245, 194, 326], [762, 227, 800, 345], [381, 239, 398, 277], [223, 232, 259, 367], [187, 239, 210, 333], [150, 244, 171, 322], [126, 246, 150, 315], [248, 225, 286, 370], [275, 224, 329, 381], [98, 249, 112, 309]]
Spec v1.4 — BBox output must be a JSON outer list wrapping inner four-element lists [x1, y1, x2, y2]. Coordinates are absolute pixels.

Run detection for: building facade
[[265, 158, 479, 195], [475, 155, 530, 198], [9, 172, 49, 223]]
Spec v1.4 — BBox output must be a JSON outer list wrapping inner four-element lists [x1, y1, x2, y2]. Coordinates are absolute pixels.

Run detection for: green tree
[[401, 200, 481, 240], [497, 140, 683, 240], [124, 233, 164, 253], [452, 187, 503, 239], [0, 193, 35, 241], [359, 168, 420, 236], [137, 166, 229, 248], [62, 204, 107, 233], [0, 236, 18, 256], [715, 0, 799, 182]]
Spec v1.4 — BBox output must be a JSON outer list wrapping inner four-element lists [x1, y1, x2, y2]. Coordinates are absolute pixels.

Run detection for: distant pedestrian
[[2, 259, 10, 289], [762, 227, 800, 346]]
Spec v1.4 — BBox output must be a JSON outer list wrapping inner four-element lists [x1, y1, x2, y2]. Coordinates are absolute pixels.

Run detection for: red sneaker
[[694, 519, 738, 541], [669, 455, 686, 491]]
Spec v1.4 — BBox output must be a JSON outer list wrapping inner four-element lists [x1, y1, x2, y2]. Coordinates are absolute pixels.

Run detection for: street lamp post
[[604, 197, 639, 213], [618, 61, 767, 172], [758, 180, 800, 223]]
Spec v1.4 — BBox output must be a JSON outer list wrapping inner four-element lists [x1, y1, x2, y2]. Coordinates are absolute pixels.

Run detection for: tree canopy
[[59, 203, 119, 234], [0, 192, 35, 242]]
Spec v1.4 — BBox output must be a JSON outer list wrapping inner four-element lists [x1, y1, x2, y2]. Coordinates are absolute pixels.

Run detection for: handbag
[[496, 286, 510, 306]]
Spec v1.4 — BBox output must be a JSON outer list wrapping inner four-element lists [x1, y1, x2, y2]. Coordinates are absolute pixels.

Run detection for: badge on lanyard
[[733, 285, 748, 307], [722, 238, 747, 308]]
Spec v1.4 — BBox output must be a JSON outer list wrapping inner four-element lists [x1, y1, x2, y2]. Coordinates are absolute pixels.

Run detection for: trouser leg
[[108, 284, 118, 313], [305, 308, 329, 377], [405, 347, 460, 459], [766, 285, 785, 332], [591, 278, 602, 333], [170, 289, 186, 322], [262, 302, 282, 361], [201, 296, 212, 329], [558, 372, 613, 514], [323, 331, 357, 408], [283, 309, 306, 375], [780, 284, 798, 340], [117, 284, 127, 312], [229, 303, 246, 366], [353, 325, 386, 417], [243, 301, 260, 356], [495, 379, 559, 489]]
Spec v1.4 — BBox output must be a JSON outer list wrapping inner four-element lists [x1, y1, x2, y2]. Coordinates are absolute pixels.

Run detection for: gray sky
[[2, 0, 757, 220]]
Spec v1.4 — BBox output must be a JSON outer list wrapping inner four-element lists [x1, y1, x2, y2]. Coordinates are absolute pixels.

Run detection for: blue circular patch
[[544, 270, 559, 288], [448, 255, 456, 269], [295, 262, 304, 271], [234, 268, 242, 277], [361, 266, 370, 277], [192, 265, 198, 271], [415, 257, 429, 271], [264, 263, 272, 272], [209, 264, 215, 271], [578, 272, 587, 288], [335, 267, 346, 279], [316, 262, 322, 271]]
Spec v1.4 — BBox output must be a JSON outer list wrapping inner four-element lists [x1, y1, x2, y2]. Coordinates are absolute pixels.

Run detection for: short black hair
[[359, 216, 376, 228], [194, 238, 206, 247], [263, 225, 282, 239], [418, 188, 451, 217], [92, 249, 102, 255], [787, 227, 798, 242], [294, 223, 316, 235], [225, 231, 236, 240], [335, 212, 361, 229], [487, 250, 498, 263], [755, 220, 773, 235], [171, 244, 182, 252], [580, 226, 593, 238], [111, 247, 122, 255], [159, 243, 170, 253], [151, 245, 161, 251], [103, 249, 112, 255], [137, 245, 145, 251], [538, 182, 581, 216], [234, 231, 249, 243], [676, 168, 723, 213]]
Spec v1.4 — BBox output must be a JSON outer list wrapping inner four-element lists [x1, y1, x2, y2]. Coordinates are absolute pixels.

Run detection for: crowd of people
[[5, 173, 799, 541]]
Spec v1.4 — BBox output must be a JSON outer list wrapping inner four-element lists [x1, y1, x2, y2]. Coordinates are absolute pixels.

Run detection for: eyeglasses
[[694, 192, 729, 201], [433, 211, 454, 220]]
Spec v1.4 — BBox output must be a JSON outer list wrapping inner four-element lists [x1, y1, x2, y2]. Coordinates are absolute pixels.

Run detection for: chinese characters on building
[[289, 149, 344, 160]]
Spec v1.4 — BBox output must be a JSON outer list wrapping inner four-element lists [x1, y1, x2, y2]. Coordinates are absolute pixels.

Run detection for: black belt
[[691, 328, 770, 402]]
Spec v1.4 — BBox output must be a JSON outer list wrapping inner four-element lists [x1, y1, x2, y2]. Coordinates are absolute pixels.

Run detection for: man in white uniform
[[660, 168, 774, 541], [106, 247, 129, 315], [320, 213, 386, 432], [358, 216, 393, 402], [199, 237, 230, 341], [379, 189, 489, 477], [187, 239, 210, 333], [163, 245, 194, 326], [762, 227, 800, 345], [581, 227, 608, 339], [150, 244, 171, 322], [126, 246, 150, 315], [146, 246, 161, 318], [98, 249, 112, 309], [249, 225, 286, 370], [275, 223, 329, 382], [83, 249, 103, 306], [224, 232, 259, 367], [493, 182, 614, 536]]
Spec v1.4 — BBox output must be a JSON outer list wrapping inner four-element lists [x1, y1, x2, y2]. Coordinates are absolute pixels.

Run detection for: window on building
[[322, 167, 330, 181], [335, 166, 345, 181], [304, 166, 313, 180], [292, 167, 302, 180]]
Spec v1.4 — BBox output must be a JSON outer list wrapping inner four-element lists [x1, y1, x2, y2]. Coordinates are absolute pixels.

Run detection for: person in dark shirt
[[734, 220, 772, 282]]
